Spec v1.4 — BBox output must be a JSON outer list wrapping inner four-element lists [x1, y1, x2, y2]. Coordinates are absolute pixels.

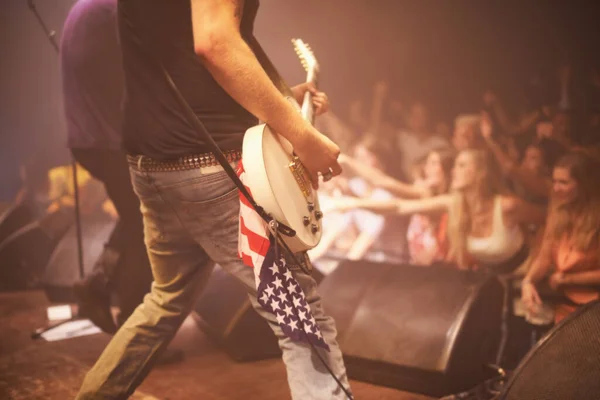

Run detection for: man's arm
[[190, 0, 341, 186]]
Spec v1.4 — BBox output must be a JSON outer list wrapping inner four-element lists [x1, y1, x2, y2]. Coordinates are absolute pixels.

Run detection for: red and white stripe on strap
[[237, 161, 272, 283]]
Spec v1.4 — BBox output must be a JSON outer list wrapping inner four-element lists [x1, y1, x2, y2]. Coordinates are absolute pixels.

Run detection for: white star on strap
[[303, 323, 313, 334], [287, 282, 297, 293], [283, 305, 293, 317], [276, 312, 286, 325], [277, 291, 288, 304], [264, 285, 275, 298], [269, 264, 279, 275], [315, 329, 322, 339], [271, 299, 281, 311], [283, 269, 294, 281], [298, 310, 307, 321], [288, 319, 298, 331], [293, 296, 302, 308], [260, 292, 270, 304], [273, 277, 283, 289]]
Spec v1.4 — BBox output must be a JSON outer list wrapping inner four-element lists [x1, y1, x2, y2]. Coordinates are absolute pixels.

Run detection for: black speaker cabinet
[[0, 208, 73, 292], [319, 260, 504, 397], [192, 264, 324, 362], [0, 202, 35, 247], [43, 214, 113, 302], [499, 300, 600, 400]]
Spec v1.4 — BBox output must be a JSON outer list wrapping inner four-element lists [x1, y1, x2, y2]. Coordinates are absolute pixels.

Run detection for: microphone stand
[[27, 0, 87, 338]]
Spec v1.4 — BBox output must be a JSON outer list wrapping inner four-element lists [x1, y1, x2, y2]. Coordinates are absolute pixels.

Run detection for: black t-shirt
[[117, 0, 259, 159]]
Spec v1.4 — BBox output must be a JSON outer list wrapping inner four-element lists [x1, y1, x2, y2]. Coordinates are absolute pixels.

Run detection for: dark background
[[1, 0, 599, 201]]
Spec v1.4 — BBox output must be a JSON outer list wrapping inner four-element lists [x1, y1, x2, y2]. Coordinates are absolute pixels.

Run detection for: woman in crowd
[[332, 149, 546, 271], [339, 148, 455, 265], [521, 150, 600, 323], [404, 149, 455, 265]]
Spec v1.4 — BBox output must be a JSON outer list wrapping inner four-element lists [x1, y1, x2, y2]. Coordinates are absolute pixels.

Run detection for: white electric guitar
[[242, 39, 323, 253]]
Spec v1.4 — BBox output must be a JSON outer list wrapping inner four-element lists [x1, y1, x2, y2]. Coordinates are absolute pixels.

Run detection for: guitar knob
[[311, 224, 318, 234], [307, 202, 315, 212], [314, 210, 323, 220], [303, 216, 310, 226]]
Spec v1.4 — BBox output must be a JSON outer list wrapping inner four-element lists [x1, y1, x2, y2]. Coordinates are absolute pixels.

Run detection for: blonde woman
[[521, 150, 600, 323], [333, 149, 546, 270]]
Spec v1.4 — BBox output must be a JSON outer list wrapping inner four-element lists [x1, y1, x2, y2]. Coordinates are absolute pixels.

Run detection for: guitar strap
[[247, 35, 296, 98]]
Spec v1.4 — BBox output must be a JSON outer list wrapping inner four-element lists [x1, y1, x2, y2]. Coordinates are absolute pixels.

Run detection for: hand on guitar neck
[[290, 82, 330, 116], [288, 82, 338, 189]]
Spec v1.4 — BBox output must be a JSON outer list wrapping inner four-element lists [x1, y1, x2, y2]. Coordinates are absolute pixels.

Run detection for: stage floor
[[0, 291, 434, 400]]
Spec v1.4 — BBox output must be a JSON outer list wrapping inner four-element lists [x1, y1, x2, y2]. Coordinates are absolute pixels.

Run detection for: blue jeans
[[76, 160, 351, 399]]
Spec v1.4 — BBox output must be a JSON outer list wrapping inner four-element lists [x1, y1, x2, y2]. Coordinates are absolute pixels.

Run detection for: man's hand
[[292, 129, 342, 189], [291, 82, 330, 116]]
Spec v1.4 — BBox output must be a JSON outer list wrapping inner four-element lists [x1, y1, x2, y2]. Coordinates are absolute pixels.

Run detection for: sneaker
[[73, 274, 117, 334]]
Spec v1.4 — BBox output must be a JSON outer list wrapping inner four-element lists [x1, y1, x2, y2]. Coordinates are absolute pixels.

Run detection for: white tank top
[[467, 196, 524, 265]]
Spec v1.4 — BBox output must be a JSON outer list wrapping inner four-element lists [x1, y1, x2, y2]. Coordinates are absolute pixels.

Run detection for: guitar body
[[242, 123, 322, 253], [242, 38, 324, 253]]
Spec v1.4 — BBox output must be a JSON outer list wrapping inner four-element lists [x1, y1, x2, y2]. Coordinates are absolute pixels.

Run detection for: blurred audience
[[330, 149, 546, 271], [452, 114, 482, 151], [395, 101, 449, 181]]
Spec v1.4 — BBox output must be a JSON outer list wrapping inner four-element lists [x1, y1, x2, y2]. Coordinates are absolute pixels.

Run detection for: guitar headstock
[[292, 38, 320, 76]]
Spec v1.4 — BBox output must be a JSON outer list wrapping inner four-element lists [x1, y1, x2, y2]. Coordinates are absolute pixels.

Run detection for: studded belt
[[127, 150, 242, 173]]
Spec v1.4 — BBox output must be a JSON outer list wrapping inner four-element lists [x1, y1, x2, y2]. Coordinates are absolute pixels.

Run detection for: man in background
[[60, 0, 152, 333]]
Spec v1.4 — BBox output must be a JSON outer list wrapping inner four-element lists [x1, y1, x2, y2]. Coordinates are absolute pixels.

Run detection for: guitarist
[[76, 1, 350, 400]]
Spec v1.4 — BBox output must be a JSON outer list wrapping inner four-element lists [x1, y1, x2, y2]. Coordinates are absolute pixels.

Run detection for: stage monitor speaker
[[0, 202, 34, 247], [319, 260, 504, 397], [499, 300, 600, 400], [0, 208, 72, 291], [43, 214, 114, 303], [192, 264, 324, 362]]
